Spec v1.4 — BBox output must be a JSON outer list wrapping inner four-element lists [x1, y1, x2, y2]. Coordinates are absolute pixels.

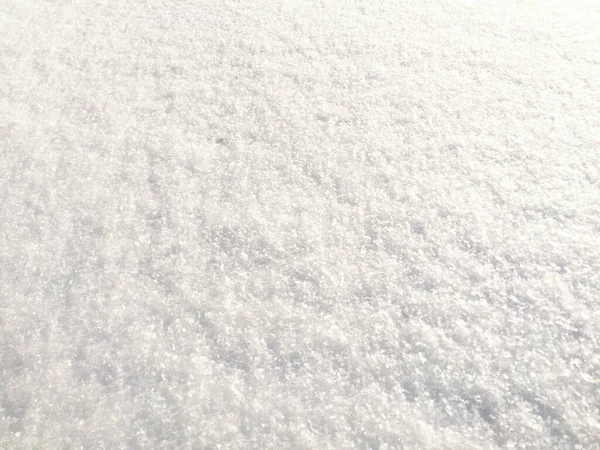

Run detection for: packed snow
[[1, 0, 599, 448]]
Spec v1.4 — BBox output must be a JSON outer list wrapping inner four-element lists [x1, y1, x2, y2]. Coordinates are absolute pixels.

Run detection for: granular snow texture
[[1, 0, 599, 448]]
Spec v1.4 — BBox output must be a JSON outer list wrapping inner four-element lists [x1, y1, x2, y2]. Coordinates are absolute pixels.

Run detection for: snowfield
[[1, 0, 599, 448]]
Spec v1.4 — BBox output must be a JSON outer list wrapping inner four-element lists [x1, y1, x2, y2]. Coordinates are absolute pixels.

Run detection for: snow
[[1, 0, 599, 448]]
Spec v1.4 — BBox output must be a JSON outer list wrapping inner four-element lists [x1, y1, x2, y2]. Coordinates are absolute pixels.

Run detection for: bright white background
[[1, 1, 599, 448]]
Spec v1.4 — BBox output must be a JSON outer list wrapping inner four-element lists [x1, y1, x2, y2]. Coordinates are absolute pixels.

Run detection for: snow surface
[[1, 0, 600, 448]]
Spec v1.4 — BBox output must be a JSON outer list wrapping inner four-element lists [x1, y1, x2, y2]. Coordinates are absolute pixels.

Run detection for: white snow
[[1, 0, 599, 448]]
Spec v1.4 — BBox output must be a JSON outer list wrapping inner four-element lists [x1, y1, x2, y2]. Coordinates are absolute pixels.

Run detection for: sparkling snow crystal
[[1, 0, 599, 448]]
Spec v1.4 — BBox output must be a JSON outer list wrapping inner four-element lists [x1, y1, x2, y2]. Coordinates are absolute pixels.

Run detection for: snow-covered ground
[[1, 0, 599, 448]]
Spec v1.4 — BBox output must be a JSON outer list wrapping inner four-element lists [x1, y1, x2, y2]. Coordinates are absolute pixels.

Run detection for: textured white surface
[[1, 0, 599, 448]]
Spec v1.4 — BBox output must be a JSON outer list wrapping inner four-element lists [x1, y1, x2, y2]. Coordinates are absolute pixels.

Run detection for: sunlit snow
[[1, 0, 599, 448]]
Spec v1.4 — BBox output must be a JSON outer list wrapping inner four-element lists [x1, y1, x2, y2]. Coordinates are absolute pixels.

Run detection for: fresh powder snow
[[1, 0, 599, 448]]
